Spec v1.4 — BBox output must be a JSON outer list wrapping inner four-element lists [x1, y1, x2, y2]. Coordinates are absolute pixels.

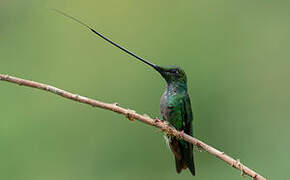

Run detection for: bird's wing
[[180, 94, 195, 175], [181, 94, 193, 136]]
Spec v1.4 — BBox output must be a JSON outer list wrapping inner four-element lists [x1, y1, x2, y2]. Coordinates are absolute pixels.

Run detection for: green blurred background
[[1, 0, 290, 179]]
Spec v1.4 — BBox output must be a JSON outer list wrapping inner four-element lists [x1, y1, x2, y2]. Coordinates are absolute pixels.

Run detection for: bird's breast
[[160, 90, 182, 122]]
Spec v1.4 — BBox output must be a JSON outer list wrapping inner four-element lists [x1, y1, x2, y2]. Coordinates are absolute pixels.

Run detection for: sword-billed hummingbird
[[53, 9, 195, 175]]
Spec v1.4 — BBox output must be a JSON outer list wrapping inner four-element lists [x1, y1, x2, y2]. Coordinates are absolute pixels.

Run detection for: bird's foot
[[153, 117, 161, 124], [178, 130, 184, 139]]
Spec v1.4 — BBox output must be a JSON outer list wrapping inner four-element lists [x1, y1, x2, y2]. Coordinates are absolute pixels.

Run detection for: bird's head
[[154, 65, 187, 84]]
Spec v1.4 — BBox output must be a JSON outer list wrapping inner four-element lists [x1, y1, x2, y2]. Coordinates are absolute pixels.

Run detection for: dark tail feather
[[171, 138, 195, 176], [174, 157, 183, 173], [184, 142, 195, 176]]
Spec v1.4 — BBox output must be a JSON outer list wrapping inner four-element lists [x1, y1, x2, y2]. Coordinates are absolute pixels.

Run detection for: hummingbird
[[53, 9, 195, 176]]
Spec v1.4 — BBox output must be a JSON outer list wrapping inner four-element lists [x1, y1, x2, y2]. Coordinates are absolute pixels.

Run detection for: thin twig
[[0, 73, 266, 180]]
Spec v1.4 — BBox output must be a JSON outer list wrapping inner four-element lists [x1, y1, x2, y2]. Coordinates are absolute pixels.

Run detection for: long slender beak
[[52, 9, 163, 75], [141, 61, 162, 73], [152, 65, 163, 73], [138, 58, 157, 70], [137, 59, 163, 75]]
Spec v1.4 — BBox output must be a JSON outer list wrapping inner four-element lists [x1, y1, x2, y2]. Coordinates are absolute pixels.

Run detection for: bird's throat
[[166, 81, 187, 94]]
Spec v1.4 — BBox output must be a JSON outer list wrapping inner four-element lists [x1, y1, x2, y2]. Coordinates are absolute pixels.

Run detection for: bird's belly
[[160, 93, 178, 122]]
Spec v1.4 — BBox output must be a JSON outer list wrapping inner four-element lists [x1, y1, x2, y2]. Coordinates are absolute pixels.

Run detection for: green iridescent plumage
[[54, 9, 195, 175]]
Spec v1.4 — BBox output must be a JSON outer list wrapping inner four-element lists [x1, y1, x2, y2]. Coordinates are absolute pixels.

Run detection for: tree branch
[[0, 73, 266, 180]]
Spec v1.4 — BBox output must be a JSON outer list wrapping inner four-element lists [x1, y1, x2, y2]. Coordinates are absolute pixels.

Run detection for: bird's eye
[[171, 69, 178, 74]]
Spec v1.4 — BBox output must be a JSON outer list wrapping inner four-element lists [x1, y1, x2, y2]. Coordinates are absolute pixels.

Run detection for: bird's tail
[[183, 141, 195, 176], [171, 138, 195, 176]]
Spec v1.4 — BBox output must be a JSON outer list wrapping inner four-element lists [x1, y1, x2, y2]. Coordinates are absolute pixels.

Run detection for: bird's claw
[[179, 130, 184, 137], [153, 117, 161, 124]]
